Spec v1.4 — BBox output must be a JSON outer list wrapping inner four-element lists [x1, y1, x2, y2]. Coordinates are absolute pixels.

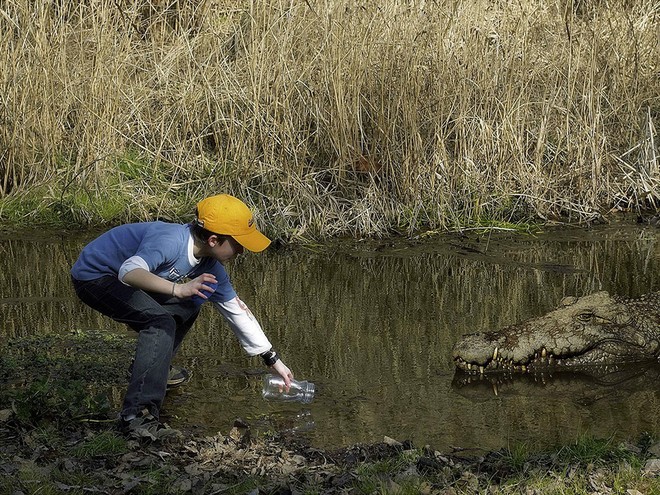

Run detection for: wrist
[[260, 349, 279, 367]]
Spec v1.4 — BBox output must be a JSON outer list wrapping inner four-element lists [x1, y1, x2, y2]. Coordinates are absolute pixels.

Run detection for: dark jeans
[[71, 275, 200, 420]]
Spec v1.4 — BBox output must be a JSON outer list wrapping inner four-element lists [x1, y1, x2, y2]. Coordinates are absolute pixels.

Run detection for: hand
[[173, 273, 217, 299], [271, 359, 293, 389]]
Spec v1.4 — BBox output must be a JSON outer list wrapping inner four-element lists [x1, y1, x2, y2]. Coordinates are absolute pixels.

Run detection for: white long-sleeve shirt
[[214, 297, 272, 356]]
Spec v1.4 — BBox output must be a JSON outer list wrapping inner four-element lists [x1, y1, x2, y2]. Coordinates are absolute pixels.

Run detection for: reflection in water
[[0, 224, 658, 452]]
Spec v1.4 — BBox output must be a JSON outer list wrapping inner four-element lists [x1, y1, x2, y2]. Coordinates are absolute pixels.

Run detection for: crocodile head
[[453, 291, 660, 374]]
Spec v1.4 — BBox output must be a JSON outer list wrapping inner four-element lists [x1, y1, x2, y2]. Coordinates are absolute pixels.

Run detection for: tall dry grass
[[0, 0, 658, 238]]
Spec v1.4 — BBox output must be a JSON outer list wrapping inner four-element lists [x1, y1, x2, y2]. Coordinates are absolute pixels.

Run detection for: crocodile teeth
[[492, 347, 499, 361], [541, 347, 547, 358], [479, 366, 484, 374]]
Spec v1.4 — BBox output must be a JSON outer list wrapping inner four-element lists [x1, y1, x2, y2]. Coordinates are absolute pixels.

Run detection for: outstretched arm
[[213, 297, 293, 387]]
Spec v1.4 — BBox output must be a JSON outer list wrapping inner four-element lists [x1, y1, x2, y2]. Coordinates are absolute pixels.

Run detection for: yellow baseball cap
[[195, 194, 271, 252]]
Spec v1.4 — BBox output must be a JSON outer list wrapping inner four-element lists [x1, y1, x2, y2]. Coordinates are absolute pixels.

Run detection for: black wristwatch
[[260, 349, 279, 366]]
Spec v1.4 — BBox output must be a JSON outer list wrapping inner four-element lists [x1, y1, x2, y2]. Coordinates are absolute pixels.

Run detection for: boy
[[71, 194, 293, 440]]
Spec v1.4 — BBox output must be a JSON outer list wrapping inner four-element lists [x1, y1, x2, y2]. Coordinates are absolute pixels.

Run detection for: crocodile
[[453, 291, 660, 375]]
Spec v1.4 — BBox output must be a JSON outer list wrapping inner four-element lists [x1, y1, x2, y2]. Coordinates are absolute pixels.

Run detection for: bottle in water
[[262, 374, 315, 404]]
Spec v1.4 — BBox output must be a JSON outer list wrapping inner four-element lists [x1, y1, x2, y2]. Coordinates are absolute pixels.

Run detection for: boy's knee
[[133, 312, 178, 334]]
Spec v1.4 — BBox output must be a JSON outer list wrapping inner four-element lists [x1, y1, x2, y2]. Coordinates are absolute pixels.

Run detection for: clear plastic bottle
[[262, 374, 315, 404]]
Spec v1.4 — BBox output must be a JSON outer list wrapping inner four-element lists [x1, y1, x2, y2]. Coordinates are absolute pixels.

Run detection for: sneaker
[[118, 408, 182, 442], [127, 361, 192, 389], [167, 366, 192, 389]]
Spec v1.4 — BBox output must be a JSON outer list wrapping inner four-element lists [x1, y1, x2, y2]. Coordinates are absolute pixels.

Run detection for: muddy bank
[[2, 410, 660, 495], [1, 331, 659, 494]]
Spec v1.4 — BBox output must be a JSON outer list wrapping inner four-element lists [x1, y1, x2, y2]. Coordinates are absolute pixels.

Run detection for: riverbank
[[2, 328, 660, 494], [2, 415, 660, 495], [1, 1, 658, 241]]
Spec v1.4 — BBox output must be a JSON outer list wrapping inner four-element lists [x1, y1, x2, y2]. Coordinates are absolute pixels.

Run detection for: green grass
[[556, 434, 635, 465], [0, 331, 133, 427], [70, 430, 128, 458], [502, 442, 534, 472]]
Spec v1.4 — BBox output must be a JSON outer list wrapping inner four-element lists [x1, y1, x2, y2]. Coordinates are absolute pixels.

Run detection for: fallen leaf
[[173, 478, 193, 492], [54, 482, 77, 491], [122, 479, 140, 493], [383, 436, 402, 447], [643, 458, 660, 476]]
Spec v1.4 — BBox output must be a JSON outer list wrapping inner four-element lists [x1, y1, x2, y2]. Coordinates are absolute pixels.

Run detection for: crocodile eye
[[577, 311, 594, 322]]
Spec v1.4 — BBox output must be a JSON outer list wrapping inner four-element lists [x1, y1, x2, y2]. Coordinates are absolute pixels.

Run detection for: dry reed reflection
[[0, 224, 657, 449]]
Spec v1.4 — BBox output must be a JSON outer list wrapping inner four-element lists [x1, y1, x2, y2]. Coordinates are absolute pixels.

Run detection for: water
[[1, 221, 659, 453]]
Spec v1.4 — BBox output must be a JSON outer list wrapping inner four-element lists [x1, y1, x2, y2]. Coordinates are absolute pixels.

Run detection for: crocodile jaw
[[453, 338, 649, 374], [452, 291, 658, 374]]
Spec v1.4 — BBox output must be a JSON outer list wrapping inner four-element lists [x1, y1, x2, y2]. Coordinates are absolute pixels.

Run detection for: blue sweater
[[71, 222, 236, 303]]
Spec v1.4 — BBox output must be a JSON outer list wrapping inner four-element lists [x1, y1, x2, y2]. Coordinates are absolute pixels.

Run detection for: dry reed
[[0, 0, 658, 239]]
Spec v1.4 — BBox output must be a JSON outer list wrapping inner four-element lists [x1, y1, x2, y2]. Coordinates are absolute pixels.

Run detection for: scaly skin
[[453, 291, 660, 375]]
